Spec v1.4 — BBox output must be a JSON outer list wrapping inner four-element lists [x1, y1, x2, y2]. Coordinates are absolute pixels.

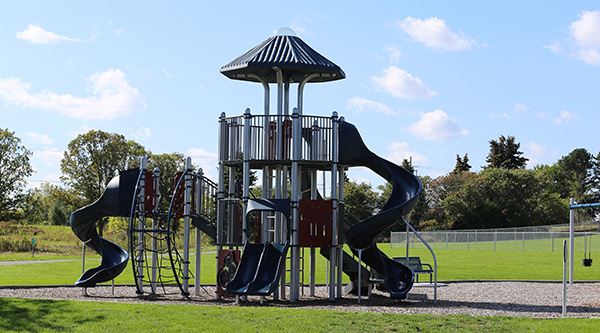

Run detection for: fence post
[[446, 232, 448, 250], [494, 231, 497, 251], [467, 232, 470, 251], [552, 232, 554, 252], [522, 232, 525, 252]]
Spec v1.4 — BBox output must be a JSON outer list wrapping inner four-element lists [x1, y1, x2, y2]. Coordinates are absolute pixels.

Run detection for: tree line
[[344, 135, 600, 231], [1, 128, 599, 232], [0, 128, 188, 236]]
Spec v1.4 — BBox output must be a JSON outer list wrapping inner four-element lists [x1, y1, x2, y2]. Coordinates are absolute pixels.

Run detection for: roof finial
[[273, 27, 296, 36]]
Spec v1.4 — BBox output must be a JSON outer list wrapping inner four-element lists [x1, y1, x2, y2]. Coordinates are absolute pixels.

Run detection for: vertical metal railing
[[219, 113, 335, 163]]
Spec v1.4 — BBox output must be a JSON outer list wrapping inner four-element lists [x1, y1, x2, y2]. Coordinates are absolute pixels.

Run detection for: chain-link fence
[[391, 221, 600, 253]]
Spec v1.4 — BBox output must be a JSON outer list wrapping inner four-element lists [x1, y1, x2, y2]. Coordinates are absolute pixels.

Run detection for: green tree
[[23, 182, 81, 225], [420, 171, 479, 230], [485, 135, 528, 169], [401, 158, 415, 174], [443, 168, 566, 230], [378, 175, 432, 231], [453, 153, 471, 173], [0, 129, 34, 221], [549, 148, 598, 202], [343, 180, 379, 222], [147, 152, 188, 213], [60, 130, 147, 235]]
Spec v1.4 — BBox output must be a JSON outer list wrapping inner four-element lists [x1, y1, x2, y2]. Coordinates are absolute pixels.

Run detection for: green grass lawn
[[1, 297, 599, 332], [2, 243, 599, 287], [2, 241, 600, 332], [395, 233, 600, 253]]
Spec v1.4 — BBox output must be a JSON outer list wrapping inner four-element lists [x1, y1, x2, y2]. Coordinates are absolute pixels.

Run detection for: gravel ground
[[1, 282, 599, 318]]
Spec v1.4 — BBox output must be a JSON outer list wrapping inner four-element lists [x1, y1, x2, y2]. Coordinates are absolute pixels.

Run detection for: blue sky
[[2, 1, 600, 189]]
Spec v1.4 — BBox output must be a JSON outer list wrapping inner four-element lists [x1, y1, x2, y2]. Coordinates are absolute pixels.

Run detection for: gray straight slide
[[70, 169, 138, 287], [340, 120, 422, 299]]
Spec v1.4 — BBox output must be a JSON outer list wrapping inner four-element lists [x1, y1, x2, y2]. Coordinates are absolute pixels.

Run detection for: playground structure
[[69, 28, 437, 303]]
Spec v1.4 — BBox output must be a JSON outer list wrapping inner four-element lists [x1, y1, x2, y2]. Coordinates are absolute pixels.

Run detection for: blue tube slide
[[69, 169, 138, 287], [340, 120, 422, 299]]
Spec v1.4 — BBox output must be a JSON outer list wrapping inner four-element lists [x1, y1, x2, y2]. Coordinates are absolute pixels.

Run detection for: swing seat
[[583, 258, 593, 267]]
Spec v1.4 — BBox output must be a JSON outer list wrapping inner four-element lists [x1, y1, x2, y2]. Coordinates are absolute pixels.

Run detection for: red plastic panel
[[144, 171, 156, 217], [217, 249, 241, 297], [171, 172, 185, 218], [298, 199, 333, 248], [266, 119, 292, 159]]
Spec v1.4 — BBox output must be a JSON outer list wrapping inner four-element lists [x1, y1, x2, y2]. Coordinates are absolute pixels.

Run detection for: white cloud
[[570, 11, 600, 48], [489, 103, 530, 119], [396, 17, 476, 51], [0, 69, 146, 121], [16, 24, 81, 44], [514, 103, 530, 113], [574, 48, 600, 65], [385, 45, 402, 64], [406, 109, 468, 142], [552, 110, 577, 125], [34, 148, 64, 166], [549, 11, 600, 66], [68, 125, 94, 138], [544, 42, 563, 53], [371, 66, 437, 100], [27, 132, 53, 145], [161, 69, 172, 78], [187, 148, 218, 181], [130, 126, 151, 140], [347, 97, 397, 116], [525, 142, 547, 156], [386, 141, 428, 166]]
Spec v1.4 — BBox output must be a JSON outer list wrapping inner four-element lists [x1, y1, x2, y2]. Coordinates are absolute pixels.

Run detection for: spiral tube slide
[[70, 169, 139, 287], [340, 121, 422, 299]]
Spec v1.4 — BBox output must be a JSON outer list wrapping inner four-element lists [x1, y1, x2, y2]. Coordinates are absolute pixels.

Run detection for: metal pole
[[216, 112, 227, 300], [151, 167, 160, 294], [81, 241, 87, 296], [569, 198, 575, 284], [310, 170, 317, 297], [329, 111, 339, 301], [137, 157, 147, 294], [563, 239, 568, 317], [337, 167, 344, 298], [357, 249, 362, 304], [182, 157, 192, 296], [290, 107, 301, 302], [195, 168, 203, 296]]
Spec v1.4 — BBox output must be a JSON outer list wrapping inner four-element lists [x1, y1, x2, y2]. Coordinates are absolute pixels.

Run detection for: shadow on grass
[[0, 298, 107, 332]]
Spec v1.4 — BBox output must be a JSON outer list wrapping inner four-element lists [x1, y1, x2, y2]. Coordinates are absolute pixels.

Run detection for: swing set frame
[[569, 198, 600, 283]]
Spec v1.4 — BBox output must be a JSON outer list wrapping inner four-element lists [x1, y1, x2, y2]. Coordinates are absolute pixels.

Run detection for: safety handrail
[[403, 216, 437, 304]]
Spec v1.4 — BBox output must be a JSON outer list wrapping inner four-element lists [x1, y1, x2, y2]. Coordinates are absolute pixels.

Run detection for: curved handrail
[[128, 167, 146, 294], [403, 217, 437, 304]]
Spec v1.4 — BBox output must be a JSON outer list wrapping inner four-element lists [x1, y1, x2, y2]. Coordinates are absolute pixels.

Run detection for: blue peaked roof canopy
[[220, 31, 345, 83]]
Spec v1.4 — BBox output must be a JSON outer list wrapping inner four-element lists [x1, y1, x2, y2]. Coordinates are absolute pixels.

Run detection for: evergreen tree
[[453, 153, 471, 173], [485, 135, 528, 169], [401, 158, 415, 174]]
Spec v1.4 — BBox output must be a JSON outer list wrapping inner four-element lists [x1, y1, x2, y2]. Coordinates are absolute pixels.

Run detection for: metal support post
[[569, 198, 575, 284], [182, 157, 192, 296], [136, 157, 147, 294], [195, 168, 203, 296], [151, 167, 160, 294]]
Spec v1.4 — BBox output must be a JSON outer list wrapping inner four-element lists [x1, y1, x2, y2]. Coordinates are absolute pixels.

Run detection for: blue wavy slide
[[340, 120, 422, 299], [226, 242, 289, 295], [70, 169, 138, 287]]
